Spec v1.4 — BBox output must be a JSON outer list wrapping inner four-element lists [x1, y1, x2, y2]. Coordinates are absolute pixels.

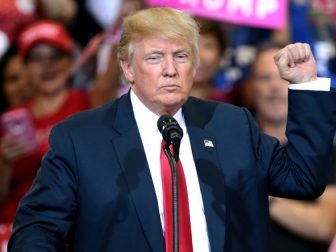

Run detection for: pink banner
[[147, 0, 287, 29]]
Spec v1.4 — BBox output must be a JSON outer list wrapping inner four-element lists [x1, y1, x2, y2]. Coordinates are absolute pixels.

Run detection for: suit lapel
[[108, 94, 164, 252], [183, 98, 227, 252]]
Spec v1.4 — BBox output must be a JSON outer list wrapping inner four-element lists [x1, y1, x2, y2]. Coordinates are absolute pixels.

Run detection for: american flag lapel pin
[[203, 139, 214, 148]]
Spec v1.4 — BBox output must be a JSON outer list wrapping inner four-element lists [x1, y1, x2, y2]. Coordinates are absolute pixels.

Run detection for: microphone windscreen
[[157, 115, 173, 133]]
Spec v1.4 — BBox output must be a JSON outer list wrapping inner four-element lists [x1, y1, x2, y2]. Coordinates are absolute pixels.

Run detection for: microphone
[[157, 115, 183, 161], [158, 115, 182, 251], [157, 115, 183, 145]]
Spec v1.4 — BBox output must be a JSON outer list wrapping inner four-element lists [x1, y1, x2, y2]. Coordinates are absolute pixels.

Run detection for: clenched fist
[[274, 43, 317, 84]]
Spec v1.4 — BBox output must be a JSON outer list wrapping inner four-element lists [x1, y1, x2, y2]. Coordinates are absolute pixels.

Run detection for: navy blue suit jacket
[[8, 90, 336, 252]]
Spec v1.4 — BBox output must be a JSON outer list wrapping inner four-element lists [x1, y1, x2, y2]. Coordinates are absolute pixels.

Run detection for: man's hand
[[274, 43, 317, 84]]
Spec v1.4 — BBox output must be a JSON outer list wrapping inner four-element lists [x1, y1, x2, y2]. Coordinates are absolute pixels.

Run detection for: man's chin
[[160, 97, 187, 112]]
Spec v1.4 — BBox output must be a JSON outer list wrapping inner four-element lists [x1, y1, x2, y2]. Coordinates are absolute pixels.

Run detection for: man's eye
[[146, 55, 162, 63], [175, 54, 188, 62]]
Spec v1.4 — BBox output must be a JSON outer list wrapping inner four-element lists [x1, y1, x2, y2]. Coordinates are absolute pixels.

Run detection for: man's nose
[[162, 56, 177, 77]]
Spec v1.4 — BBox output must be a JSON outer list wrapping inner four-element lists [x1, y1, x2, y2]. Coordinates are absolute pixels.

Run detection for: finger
[[2, 135, 22, 149], [289, 43, 312, 64], [1, 136, 33, 159], [288, 43, 306, 65], [274, 50, 290, 72], [2, 143, 31, 162], [280, 45, 294, 67], [303, 43, 313, 61], [1, 134, 16, 143], [295, 43, 306, 62]]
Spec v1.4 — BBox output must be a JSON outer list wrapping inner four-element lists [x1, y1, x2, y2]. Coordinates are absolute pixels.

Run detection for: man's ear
[[120, 60, 134, 84]]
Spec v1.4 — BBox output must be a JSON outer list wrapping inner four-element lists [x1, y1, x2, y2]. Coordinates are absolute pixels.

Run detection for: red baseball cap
[[18, 20, 74, 58]]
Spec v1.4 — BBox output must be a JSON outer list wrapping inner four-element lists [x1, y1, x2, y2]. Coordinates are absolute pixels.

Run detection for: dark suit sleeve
[[8, 122, 78, 252], [250, 90, 336, 199]]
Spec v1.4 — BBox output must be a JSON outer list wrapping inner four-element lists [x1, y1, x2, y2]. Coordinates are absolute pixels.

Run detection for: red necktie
[[160, 140, 193, 252]]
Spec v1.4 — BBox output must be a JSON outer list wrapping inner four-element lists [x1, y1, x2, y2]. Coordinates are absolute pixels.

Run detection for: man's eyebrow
[[144, 50, 164, 57], [173, 48, 191, 54], [144, 48, 191, 56]]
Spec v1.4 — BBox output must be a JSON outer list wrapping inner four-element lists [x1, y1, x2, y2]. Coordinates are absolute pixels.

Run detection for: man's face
[[26, 43, 72, 96], [252, 49, 288, 123], [121, 37, 196, 115], [3, 55, 31, 106], [194, 33, 221, 85]]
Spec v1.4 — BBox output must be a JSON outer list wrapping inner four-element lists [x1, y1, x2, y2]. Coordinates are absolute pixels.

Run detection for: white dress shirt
[[289, 77, 330, 91], [131, 90, 211, 252]]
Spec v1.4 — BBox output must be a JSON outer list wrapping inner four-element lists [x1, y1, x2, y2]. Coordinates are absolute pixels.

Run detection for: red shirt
[[0, 89, 91, 223]]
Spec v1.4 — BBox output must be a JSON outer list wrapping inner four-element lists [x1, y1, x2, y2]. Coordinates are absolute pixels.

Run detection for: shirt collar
[[130, 89, 186, 134]]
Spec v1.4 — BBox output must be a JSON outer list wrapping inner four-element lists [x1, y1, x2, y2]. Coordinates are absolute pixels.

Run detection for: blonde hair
[[117, 7, 200, 66]]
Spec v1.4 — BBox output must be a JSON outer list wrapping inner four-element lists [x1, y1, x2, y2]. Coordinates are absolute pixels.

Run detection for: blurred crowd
[[0, 0, 335, 251]]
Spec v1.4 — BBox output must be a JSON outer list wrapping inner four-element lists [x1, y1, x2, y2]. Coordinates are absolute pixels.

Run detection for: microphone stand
[[163, 143, 179, 252]]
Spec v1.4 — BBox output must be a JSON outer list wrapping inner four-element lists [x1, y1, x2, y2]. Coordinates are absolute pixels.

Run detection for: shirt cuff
[[289, 77, 331, 91]]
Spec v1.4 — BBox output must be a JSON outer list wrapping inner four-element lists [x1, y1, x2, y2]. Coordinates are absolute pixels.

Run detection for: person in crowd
[[185, 17, 247, 105], [0, 20, 116, 225], [0, 0, 36, 57], [7, 7, 336, 252], [72, 0, 147, 97], [0, 0, 77, 58], [70, 0, 146, 47], [189, 18, 227, 100], [90, 0, 147, 102], [250, 42, 289, 144], [250, 42, 336, 251], [0, 46, 31, 114], [0, 45, 32, 209], [38, 0, 77, 25]]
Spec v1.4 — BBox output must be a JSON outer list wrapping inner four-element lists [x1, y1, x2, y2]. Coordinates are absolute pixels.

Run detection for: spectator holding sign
[[0, 19, 117, 226]]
